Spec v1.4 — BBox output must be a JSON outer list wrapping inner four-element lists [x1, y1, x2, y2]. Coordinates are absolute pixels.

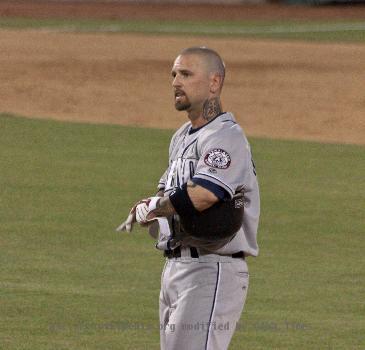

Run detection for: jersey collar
[[188, 112, 227, 135]]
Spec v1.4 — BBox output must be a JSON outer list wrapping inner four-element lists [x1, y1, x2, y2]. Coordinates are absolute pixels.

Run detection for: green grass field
[[0, 114, 364, 349], [0, 17, 365, 42]]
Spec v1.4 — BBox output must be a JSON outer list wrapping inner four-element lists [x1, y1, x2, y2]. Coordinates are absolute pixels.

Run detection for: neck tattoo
[[202, 97, 222, 121]]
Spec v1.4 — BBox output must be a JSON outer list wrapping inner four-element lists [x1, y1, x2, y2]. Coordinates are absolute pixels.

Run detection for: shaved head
[[179, 47, 225, 90], [171, 47, 225, 121]]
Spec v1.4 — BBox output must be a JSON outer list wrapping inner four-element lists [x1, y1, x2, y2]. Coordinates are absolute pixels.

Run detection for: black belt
[[164, 246, 245, 259]]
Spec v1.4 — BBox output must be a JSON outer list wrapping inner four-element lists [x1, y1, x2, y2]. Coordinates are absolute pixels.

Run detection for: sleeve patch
[[204, 148, 231, 169]]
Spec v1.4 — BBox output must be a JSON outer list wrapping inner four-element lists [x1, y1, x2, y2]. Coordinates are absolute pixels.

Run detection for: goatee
[[175, 102, 191, 111]]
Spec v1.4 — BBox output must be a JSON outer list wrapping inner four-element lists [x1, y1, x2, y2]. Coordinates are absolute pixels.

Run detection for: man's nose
[[172, 75, 182, 87]]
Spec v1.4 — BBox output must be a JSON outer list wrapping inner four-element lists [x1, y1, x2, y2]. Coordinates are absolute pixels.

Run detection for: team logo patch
[[204, 149, 231, 169]]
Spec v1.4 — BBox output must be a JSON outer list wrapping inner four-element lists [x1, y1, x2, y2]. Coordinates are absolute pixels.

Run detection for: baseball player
[[117, 47, 260, 350]]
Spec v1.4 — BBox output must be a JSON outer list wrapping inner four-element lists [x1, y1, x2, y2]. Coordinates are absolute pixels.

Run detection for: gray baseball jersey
[[157, 112, 260, 256]]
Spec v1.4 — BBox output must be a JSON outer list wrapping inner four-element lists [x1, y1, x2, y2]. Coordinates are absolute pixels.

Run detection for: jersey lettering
[[165, 157, 198, 194], [189, 160, 195, 180]]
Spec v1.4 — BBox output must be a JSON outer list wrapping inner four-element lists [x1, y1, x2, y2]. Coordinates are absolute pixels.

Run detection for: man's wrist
[[148, 196, 176, 218]]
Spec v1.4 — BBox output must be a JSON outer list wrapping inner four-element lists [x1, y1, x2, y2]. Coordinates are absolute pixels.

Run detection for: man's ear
[[209, 73, 223, 93]]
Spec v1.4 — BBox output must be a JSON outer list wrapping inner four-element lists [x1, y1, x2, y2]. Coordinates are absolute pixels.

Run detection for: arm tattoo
[[152, 196, 176, 217], [156, 190, 165, 197], [202, 97, 222, 121], [187, 180, 197, 188]]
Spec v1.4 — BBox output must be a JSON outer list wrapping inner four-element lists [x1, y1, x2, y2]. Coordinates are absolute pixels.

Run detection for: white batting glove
[[116, 198, 150, 233], [116, 211, 135, 233], [136, 197, 161, 224]]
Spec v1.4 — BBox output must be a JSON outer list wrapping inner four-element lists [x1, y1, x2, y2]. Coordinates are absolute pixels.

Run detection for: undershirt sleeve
[[191, 178, 229, 200]]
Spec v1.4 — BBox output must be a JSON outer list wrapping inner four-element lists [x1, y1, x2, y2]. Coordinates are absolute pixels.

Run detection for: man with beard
[[117, 47, 260, 350]]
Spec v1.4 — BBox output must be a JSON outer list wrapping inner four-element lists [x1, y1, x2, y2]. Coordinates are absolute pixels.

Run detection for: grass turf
[[0, 114, 364, 349], [0, 17, 364, 42]]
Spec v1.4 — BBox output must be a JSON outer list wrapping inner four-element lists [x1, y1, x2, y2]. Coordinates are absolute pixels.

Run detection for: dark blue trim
[[188, 112, 226, 135], [181, 139, 198, 158], [221, 119, 236, 124], [205, 262, 220, 350], [192, 178, 228, 200], [194, 172, 234, 197]]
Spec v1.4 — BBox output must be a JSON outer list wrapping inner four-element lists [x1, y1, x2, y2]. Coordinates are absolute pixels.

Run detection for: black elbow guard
[[169, 184, 244, 243], [169, 183, 199, 218]]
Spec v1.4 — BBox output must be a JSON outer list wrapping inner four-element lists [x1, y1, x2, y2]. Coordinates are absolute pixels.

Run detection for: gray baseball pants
[[159, 248, 249, 350]]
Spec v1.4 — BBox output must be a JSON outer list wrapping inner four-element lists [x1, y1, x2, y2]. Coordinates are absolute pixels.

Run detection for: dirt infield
[[1, 2, 365, 144], [1, 29, 364, 144]]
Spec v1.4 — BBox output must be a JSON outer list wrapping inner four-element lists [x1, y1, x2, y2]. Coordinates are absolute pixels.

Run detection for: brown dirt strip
[[1, 30, 364, 145], [1, 1, 365, 21]]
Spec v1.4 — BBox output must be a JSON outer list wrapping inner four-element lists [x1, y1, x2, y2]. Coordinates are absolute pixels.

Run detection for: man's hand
[[116, 205, 138, 233], [116, 198, 150, 232], [135, 197, 161, 223], [116, 196, 163, 232]]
